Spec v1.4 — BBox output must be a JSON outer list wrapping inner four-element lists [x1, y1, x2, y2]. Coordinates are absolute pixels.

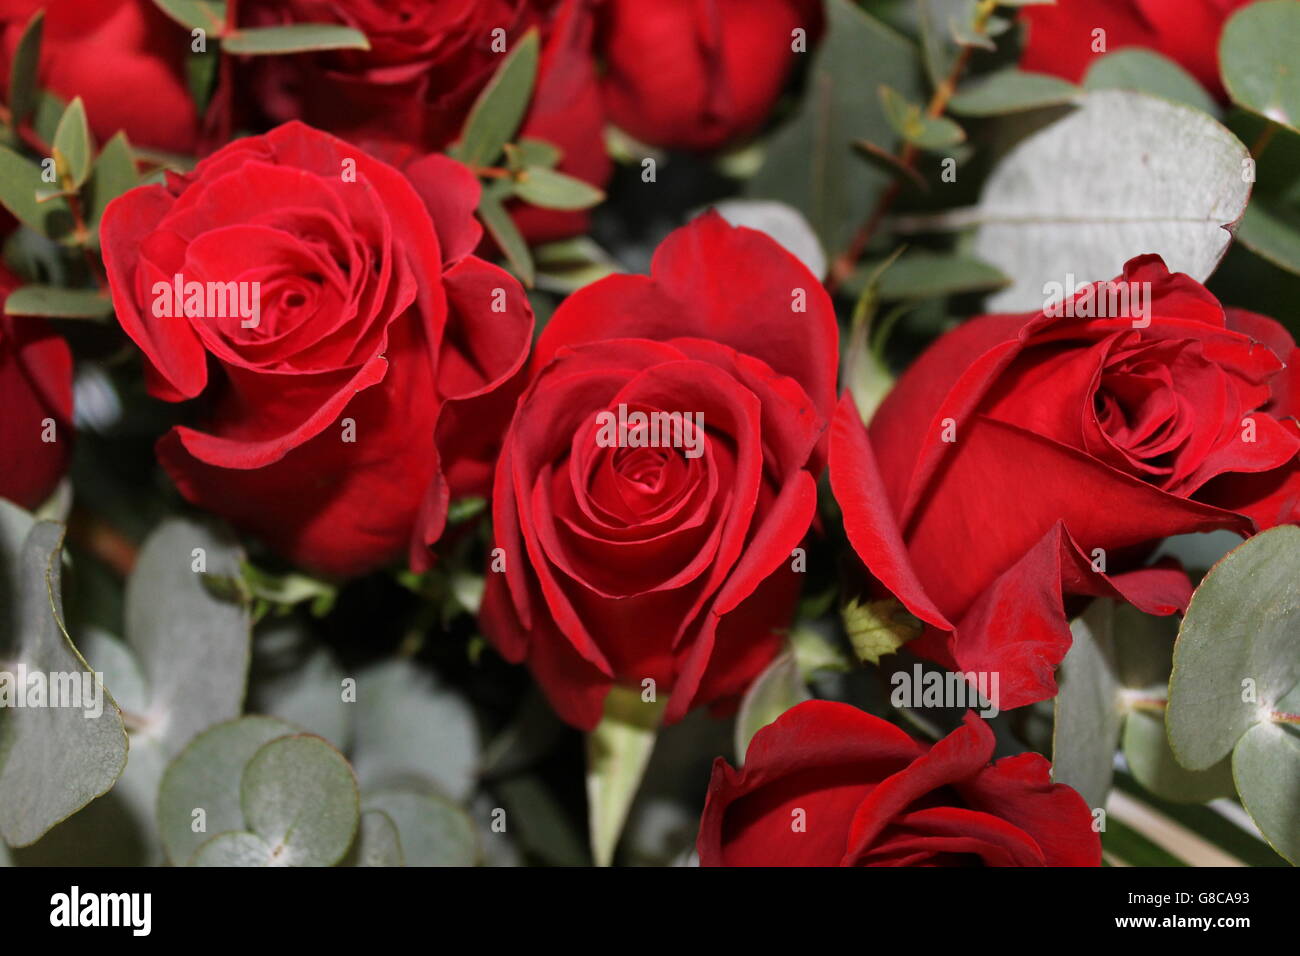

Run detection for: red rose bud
[[831, 255, 1300, 711], [597, 0, 824, 151], [1019, 0, 1260, 101], [0, 0, 199, 153], [239, 0, 611, 243], [698, 701, 1102, 867], [100, 122, 533, 577], [480, 212, 837, 729], [0, 263, 74, 510]]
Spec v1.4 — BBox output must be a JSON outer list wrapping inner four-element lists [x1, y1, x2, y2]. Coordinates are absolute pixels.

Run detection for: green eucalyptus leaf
[[451, 29, 539, 168], [850, 251, 1009, 300], [880, 84, 965, 150], [3, 285, 113, 320], [151, 0, 228, 34], [85, 131, 138, 245], [1167, 525, 1300, 770], [7, 9, 43, 128], [343, 809, 404, 867], [222, 23, 370, 56], [747, 0, 923, 254], [1220, 0, 1300, 133], [1051, 600, 1122, 810], [972, 91, 1251, 311], [240, 734, 359, 867], [362, 786, 477, 867], [1084, 49, 1218, 115], [0, 515, 128, 847], [0, 145, 74, 241], [478, 190, 534, 286], [949, 69, 1080, 116], [125, 518, 251, 757], [1237, 203, 1300, 276], [514, 166, 604, 211], [191, 830, 274, 867], [351, 659, 479, 801], [1123, 709, 1236, 804], [157, 715, 298, 864], [1232, 717, 1300, 864], [52, 97, 92, 189], [733, 649, 810, 761], [505, 138, 562, 171]]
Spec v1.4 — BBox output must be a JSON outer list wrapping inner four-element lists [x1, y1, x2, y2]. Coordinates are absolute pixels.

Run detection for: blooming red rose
[[480, 213, 837, 729], [831, 256, 1300, 711], [0, 0, 199, 153], [100, 121, 532, 577], [698, 701, 1100, 866], [596, 0, 823, 151], [0, 262, 74, 510], [1019, 0, 1259, 100], [239, 0, 610, 242]]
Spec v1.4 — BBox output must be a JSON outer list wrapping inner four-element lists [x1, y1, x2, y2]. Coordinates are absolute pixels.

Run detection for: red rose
[[0, 0, 199, 153], [698, 701, 1101, 866], [239, 0, 610, 242], [831, 256, 1300, 710], [1019, 0, 1259, 100], [596, 0, 823, 151], [100, 121, 532, 577], [0, 263, 73, 510], [480, 213, 837, 729]]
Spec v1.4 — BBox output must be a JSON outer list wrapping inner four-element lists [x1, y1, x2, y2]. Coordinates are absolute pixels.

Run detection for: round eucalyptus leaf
[[241, 734, 359, 867], [363, 787, 477, 867], [1232, 720, 1300, 864], [1084, 49, 1217, 115], [734, 649, 810, 762], [191, 831, 275, 867], [1167, 526, 1300, 770], [1122, 710, 1235, 804], [157, 715, 298, 865], [1220, 0, 1300, 133], [343, 810, 405, 867]]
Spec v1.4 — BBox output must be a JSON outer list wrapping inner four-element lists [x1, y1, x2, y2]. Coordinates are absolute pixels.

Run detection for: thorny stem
[[826, 1, 995, 293]]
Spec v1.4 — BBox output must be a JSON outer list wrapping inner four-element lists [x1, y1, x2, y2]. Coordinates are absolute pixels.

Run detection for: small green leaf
[[126, 518, 252, 757], [1052, 600, 1123, 810], [1232, 718, 1300, 864], [52, 97, 92, 189], [1084, 49, 1217, 115], [949, 68, 1080, 116], [157, 715, 298, 864], [241, 734, 359, 867], [151, 0, 228, 34], [842, 596, 921, 665], [4, 285, 113, 320], [513, 166, 604, 211], [362, 786, 477, 866], [0, 145, 74, 241], [84, 131, 138, 246], [343, 810, 404, 867], [851, 252, 1009, 300], [1220, 0, 1300, 133], [191, 830, 274, 866], [221, 23, 370, 56], [1237, 202, 1300, 276], [734, 649, 811, 761], [0, 514, 128, 847], [586, 685, 666, 867], [451, 30, 540, 168], [1167, 525, 1300, 770], [505, 138, 562, 171], [880, 85, 964, 150], [478, 190, 534, 286], [1123, 710, 1235, 804], [7, 9, 44, 129]]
